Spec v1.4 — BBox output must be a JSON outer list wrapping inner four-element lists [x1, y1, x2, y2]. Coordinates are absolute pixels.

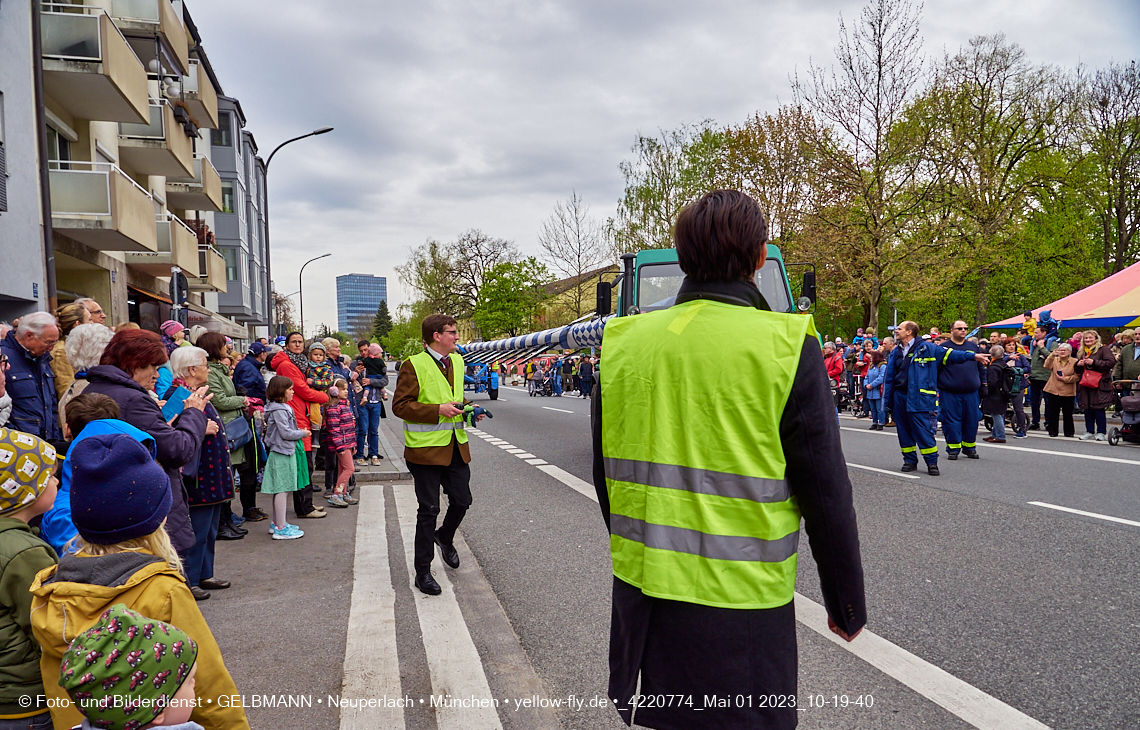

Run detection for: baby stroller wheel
[[983, 415, 993, 433], [1108, 427, 1120, 446]]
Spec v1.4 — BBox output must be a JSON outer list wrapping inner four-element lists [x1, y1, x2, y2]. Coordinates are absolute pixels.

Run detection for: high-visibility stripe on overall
[[601, 299, 814, 610], [403, 351, 468, 448]]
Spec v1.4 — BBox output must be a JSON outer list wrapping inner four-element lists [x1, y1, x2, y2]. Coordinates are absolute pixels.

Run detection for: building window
[[221, 181, 234, 213], [212, 111, 231, 147], [222, 247, 238, 281], [47, 126, 71, 170]]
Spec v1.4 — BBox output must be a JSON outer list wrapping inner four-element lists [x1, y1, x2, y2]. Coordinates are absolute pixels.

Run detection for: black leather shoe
[[1028, 424, 1040, 431], [947, 452, 958, 460], [964, 451, 979, 459], [900, 463, 918, 472], [415, 572, 442, 595], [190, 586, 211, 601], [217, 524, 244, 540], [435, 533, 460, 569], [233, 523, 249, 535], [927, 464, 940, 476], [199, 578, 230, 590]]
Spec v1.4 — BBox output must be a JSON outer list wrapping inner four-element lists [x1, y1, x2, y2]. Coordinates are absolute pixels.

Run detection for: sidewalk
[[312, 417, 411, 483]]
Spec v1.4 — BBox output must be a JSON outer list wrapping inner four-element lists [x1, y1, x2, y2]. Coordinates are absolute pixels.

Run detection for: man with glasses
[[0, 311, 63, 441], [72, 298, 107, 327], [393, 314, 485, 596], [936, 320, 987, 461]]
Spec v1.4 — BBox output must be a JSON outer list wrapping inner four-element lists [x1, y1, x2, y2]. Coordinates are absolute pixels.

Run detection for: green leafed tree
[[473, 259, 553, 339], [372, 300, 393, 341]]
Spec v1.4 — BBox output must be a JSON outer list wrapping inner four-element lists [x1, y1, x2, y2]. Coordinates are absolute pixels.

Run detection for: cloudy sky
[[187, 0, 1139, 335]]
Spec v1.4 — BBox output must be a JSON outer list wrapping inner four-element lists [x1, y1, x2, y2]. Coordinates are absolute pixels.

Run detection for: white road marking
[[535, 464, 597, 501], [840, 427, 1140, 465], [795, 595, 1050, 730], [525, 458, 548, 465], [340, 488, 403, 730], [847, 463, 921, 479], [497, 443, 516, 450], [514, 452, 535, 459], [392, 486, 504, 730], [541, 406, 575, 414], [486, 439, 508, 445], [1028, 501, 1140, 527], [505, 448, 526, 454]]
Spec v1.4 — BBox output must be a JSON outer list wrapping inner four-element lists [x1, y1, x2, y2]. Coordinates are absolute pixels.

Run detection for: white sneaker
[[1079, 432, 1095, 441], [1095, 433, 1107, 441], [272, 524, 303, 540]]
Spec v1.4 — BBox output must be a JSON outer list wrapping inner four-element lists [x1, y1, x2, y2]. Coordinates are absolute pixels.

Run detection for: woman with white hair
[[166, 345, 236, 600], [1043, 343, 1078, 437], [57, 323, 114, 429]]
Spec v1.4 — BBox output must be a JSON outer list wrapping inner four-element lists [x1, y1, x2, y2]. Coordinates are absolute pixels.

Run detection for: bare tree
[[273, 291, 298, 335], [449, 229, 519, 320], [539, 191, 610, 319], [793, 0, 935, 331], [1076, 61, 1140, 275]]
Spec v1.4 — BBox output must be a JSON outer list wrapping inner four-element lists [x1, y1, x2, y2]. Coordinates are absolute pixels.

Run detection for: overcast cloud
[[185, 0, 1140, 334]]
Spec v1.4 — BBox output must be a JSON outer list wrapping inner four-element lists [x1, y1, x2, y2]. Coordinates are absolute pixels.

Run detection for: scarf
[[1081, 341, 1101, 358], [286, 348, 310, 375]]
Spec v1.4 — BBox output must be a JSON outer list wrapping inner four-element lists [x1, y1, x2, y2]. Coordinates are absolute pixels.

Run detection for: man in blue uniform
[[938, 320, 986, 460], [883, 321, 990, 475]]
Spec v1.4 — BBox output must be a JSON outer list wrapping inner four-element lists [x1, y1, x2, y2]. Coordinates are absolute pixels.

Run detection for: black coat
[[1074, 345, 1116, 410], [81, 365, 207, 554], [591, 278, 865, 730], [981, 361, 1010, 415]]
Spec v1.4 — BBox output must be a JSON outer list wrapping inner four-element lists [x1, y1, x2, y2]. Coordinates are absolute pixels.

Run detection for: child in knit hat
[[60, 603, 201, 730], [29, 434, 249, 730], [0, 427, 59, 727]]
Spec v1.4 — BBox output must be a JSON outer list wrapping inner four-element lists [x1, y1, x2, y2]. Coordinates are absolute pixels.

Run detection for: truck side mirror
[[802, 271, 817, 302], [596, 281, 612, 316]]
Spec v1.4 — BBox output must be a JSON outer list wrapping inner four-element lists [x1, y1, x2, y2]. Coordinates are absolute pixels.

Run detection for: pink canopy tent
[[985, 259, 1140, 330]]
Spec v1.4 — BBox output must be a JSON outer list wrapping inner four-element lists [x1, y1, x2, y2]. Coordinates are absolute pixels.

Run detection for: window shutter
[[0, 142, 7, 213]]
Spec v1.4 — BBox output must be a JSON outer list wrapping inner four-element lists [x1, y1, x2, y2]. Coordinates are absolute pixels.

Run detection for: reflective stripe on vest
[[403, 351, 468, 449], [601, 300, 813, 610]]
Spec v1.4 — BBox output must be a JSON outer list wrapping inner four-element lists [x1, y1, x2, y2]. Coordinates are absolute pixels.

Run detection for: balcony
[[125, 213, 198, 275], [109, 0, 189, 75], [118, 101, 194, 178], [190, 245, 227, 293], [181, 59, 218, 129], [49, 162, 157, 252], [166, 155, 222, 212], [40, 5, 149, 124]]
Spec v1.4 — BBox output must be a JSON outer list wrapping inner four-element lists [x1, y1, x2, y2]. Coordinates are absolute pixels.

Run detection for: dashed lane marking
[[847, 463, 920, 479], [840, 426, 1140, 465], [392, 486, 504, 730], [1028, 501, 1140, 528], [514, 453, 535, 459], [535, 464, 597, 501], [541, 406, 576, 414]]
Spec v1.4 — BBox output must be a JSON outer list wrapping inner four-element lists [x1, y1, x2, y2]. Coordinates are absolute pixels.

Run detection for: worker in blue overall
[[938, 320, 986, 461], [883, 321, 990, 475]]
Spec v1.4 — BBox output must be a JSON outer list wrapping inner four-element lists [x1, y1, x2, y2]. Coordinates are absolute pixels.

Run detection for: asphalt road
[[201, 369, 1140, 729]]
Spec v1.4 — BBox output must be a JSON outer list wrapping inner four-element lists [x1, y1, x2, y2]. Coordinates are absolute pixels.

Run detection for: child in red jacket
[[324, 377, 357, 508]]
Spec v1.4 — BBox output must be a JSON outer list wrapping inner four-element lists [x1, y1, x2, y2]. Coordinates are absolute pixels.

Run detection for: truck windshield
[[636, 259, 792, 313]]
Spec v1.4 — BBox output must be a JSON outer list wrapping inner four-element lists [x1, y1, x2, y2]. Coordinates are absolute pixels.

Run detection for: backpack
[[1001, 366, 1019, 397]]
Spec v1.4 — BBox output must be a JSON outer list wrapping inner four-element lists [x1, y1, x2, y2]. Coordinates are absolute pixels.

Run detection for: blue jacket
[[864, 363, 886, 399], [0, 329, 62, 441], [155, 363, 173, 400], [40, 418, 155, 554], [233, 356, 267, 402], [883, 339, 978, 412], [328, 358, 359, 415]]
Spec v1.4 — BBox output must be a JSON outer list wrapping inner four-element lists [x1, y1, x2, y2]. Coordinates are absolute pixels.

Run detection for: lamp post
[[263, 126, 334, 337], [299, 253, 331, 338]]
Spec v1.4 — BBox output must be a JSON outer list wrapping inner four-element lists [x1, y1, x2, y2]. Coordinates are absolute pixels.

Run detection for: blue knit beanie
[[70, 434, 172, 545]]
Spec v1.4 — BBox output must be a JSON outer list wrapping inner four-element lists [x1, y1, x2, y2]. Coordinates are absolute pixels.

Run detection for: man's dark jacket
[[233, 356, 267, 402], [81, 365, 206, 554], [591, 277, 866, 730], [1, 329, 62, 441]]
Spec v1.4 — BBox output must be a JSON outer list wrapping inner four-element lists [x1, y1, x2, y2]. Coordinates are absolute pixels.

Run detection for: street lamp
[[262, 126, 334, 337], [299, 253, 331, 337]]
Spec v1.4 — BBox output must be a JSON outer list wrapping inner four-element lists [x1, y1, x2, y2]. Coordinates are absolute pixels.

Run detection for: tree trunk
[[974, 269, 992, 327], [867, 286, 881, 334]]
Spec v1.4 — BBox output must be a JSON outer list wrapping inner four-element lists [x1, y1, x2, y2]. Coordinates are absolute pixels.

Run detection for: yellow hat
[[0, 427, 57, 516]]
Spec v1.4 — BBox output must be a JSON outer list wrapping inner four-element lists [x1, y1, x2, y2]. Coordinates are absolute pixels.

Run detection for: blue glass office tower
[[336, 274, 388, 333]]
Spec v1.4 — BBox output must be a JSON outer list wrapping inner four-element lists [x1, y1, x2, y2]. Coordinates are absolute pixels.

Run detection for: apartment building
[[0, 0, 266, 340], [336, 273, 387, 334]]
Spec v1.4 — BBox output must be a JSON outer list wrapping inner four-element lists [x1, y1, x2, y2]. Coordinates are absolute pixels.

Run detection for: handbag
[[1079, 367, 1103, 389], [223, 415, 253, 451]]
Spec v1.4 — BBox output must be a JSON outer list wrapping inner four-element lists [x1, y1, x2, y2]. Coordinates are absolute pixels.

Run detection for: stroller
[[1107, 380, 1140, 445], [530, 369, 554, 397]]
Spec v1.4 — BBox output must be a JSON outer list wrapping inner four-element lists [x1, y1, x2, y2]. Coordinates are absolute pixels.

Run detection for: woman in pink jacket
[[269, 333, 329, 519], [324, 376, 357, 508]]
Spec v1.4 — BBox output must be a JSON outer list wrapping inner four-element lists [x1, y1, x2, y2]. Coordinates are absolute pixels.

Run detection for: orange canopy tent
[[985, 260, 1140, 330]]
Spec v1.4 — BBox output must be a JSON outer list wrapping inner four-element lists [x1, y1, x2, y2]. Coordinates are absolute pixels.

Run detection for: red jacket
[[325, 398, 356, 452], [270, 351, 328, 450], [824, 353, 844, 380]]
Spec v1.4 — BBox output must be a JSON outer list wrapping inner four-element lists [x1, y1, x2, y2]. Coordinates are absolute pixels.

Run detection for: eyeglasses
[[952, 326, 968, 330], [441, 329, 458, 336], [0, 355, 8, 370]]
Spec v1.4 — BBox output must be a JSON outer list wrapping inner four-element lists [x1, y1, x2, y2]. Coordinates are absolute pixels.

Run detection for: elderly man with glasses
[[0, 311, 63, 441], [936, 320, 988, 461], [72, 297, 107, 326]]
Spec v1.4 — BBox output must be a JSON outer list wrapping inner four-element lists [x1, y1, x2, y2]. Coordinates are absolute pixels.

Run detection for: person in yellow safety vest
[[524, 359, 538, 395], [591, 190, 866, 730], [392, 314, 485, 596]]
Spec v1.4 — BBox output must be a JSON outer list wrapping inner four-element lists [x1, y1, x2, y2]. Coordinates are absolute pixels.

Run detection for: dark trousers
[[939, 390, 980, 454], [1085, 407, 1107, 434], [236, 443, 258, 512], [293, 448, 315, 516], [1029, 379, 1047, 426], [186, 503, 221, 586], [1044, 392, 1075, 437], [408, 444, 472, 575], [1011, 391, 1027, 434], [893, 392, 938, 465]]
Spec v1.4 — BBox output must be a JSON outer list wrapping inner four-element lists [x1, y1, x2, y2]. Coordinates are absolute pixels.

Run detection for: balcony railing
[[109, 0, 189, 75], [117, 100, 194, 177], [118, 101, 165, 139], [39, 4, 150, 124], [49, 161, 157, 252], [180, 59, 218, 129], [166, 154, 222, 212]]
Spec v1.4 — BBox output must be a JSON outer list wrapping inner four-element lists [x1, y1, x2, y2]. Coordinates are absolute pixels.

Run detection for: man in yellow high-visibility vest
[[592, 190, 866, 729], [393, 314, 484, 595]]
